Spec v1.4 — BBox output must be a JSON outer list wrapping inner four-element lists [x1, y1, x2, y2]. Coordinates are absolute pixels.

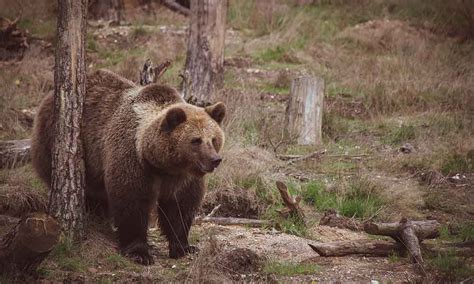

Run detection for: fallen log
[[308, 240, 404, 257], [0, 139, 31, 169], [308, 240, 474, 258], [275, 181, 305, 223], [194, 216, 270, 227], [0, 212, 60, 277], [319, 209, 363, 231], [364, 219, 440, 240]]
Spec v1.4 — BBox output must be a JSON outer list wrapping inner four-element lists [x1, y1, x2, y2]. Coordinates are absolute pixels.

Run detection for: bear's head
[[142, 102, 226, 176]]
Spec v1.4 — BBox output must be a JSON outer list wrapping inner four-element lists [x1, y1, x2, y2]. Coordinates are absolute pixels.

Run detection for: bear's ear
[[205, 102, 226, 125], [161, 107, 187, 132]]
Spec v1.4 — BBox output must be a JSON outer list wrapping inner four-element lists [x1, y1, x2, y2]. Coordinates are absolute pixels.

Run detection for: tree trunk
[[0, 213, 60, 277], [0, 139, 31, 169], [183, 0, 227, 103], [50, 0, 88, 241], [286, 76, 324, 145], [88, 0, 125, 23]]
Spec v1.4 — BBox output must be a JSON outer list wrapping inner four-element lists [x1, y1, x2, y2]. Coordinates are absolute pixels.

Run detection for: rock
[[400, 143, 414, 154]]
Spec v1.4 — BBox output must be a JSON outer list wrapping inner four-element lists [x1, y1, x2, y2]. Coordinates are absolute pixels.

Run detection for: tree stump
[[0, 139, 31, 169], [0, 213, 60, 277], [286, 76, 324, 145], [183, 0, 227, 103]]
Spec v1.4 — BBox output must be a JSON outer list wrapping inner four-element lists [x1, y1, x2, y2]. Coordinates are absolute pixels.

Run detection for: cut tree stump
[[285, 76, 324, 145], [275, 181, 305, 224], [308, 240, 403, 257], [0, 212, 60, 276], [0, 139, 31, 169]]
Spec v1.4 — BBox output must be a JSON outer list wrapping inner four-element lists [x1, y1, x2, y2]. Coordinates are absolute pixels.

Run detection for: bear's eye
[[191, 137, 202, 145]]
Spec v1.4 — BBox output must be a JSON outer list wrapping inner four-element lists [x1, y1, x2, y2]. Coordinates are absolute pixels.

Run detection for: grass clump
[[106, 253, 134, 270], [303, 178, 385, 219], [440, 152, 473, 175], [264, 260, 320, 276], [51, 238, 87, 272], [386, 124, 416, 145], [429, 251, 473, 281]]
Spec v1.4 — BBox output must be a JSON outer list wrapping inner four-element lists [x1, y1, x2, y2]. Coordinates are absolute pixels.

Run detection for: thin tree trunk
[[183, 0, 227, 103], [50, 0, 88, 241]]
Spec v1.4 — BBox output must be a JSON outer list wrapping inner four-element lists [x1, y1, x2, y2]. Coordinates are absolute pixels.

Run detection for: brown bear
[[31, 69, 226, 265]]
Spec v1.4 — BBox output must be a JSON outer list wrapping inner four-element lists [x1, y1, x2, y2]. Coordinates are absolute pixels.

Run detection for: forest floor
[[0, 1, 473, 282]]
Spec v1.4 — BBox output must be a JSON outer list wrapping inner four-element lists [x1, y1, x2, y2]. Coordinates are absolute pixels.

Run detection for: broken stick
[[275, 181, 305, 223]]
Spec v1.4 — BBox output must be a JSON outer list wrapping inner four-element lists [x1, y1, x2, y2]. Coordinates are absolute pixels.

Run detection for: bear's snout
[[211, 157, 222, 169]]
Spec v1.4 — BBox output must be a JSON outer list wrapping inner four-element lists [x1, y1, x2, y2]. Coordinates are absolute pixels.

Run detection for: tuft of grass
[[386, 124, 416, 145], [51, 238, 87, 272], [440, 152, 473, 176], [263, 260, 320, 276], [105, 253, 133, 270], [302, 178, 385, 219], [130, 26, 149, 39], [429, 251, 474, 281]]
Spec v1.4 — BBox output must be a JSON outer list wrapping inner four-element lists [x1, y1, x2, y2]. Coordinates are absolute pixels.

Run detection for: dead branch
[[363, 219, 440, 240], [308, 239, 474, 258], [278, 149, 327, 163], [308, 239, 404, 257], [139, 59, 172, 86], [194, 216, 270, 227], [0, 212, 60, 277], [275, 181, 305, 223], [162, 0, 190, 16], [0, 139, 31, 169], [319, 209, 363, 231]]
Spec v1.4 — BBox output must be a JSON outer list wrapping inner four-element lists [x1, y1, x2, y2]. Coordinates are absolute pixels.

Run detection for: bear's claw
[[169, 244, 200, 259], [122, 242, 155, 265]]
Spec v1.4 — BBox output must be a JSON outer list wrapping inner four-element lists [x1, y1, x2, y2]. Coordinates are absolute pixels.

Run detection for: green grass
[[264, 260, 320, 276], [130, 26, 149, 39], [51, 238, 87, 272], [386, 124, 416, 145], [302, 178, 384, 219], [439, 222, 474, 242], [105, 253, 134, 270], [429, 251, 474, 281], [440, 152, 473, 175]]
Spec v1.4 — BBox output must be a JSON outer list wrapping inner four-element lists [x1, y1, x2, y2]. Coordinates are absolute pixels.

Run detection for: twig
[[278, 149, 327, 163], [206, 204, 221, 218]]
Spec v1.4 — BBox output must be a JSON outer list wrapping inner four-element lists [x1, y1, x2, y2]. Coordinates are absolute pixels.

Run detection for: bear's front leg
[[107, 175, 156, 265], [114, 201, 155, 265], [157, 178, 204, 258]]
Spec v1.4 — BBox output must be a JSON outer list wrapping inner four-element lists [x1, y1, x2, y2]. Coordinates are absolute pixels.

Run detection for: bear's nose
[[211, 157, 222, 168]]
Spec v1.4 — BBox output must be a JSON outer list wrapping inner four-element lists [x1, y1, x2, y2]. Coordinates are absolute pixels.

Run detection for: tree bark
[[88, 0, 125, 23], [308, 240, 404, 257], [286, 76, 324, 145], [0, 213, 60, 277], [50, 0, 88, 241], [0, 139, 31, 169], [183, 0, 227, 103]]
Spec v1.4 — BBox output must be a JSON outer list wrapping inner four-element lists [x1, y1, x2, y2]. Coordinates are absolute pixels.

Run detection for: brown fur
[[31, 69, 226, 265]]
